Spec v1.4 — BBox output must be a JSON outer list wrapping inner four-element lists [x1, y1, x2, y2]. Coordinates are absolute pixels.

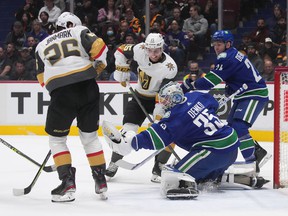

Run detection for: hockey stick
[[13, 150, 52, 196], [127, 83, 181, 161], [0, 138, 56, 172], [217, 84, 248, 109], [116, 84, 248, 170]]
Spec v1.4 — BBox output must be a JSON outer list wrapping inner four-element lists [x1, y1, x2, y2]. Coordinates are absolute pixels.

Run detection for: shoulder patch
[[217, 52, 227, 59]]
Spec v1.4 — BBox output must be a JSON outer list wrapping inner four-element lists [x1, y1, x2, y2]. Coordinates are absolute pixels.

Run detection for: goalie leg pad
[[161, 166, 199, 200]]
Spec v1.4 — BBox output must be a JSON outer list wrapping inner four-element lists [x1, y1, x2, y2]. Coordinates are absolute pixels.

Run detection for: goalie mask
[[56, 12, 82, 30], [158, 82, 185, 110]]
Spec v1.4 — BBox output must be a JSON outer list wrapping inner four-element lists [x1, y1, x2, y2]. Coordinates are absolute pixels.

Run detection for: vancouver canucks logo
[[166, 63, 175, 71]]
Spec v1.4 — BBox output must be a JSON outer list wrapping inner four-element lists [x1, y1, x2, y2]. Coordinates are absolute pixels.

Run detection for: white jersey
[[114, 43, 177, 97], [35, 25, 108, 93]]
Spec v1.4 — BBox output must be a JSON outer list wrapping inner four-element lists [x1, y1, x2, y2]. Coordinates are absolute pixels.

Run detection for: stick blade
[[13, 188, 25, 196], [115, 159, 137, 170]]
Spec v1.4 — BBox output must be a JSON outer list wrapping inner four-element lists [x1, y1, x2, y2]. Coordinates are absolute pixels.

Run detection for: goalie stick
[[0, 138, 56, 172], [116, 84, 248, 170], [13, 150, 52, 196]]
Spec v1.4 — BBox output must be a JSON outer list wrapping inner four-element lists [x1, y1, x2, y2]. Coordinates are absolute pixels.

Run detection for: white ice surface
[[0, 135, 288, 216]]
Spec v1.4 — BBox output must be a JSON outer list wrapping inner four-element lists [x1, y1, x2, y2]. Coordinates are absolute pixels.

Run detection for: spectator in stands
[[25, 36, 37, 58], [97, 0, 121, 24], [202, 0, 217, 36], [39, 11, 56, 35], [181, 60, 205, 81], [165, 6, 184, 31], [124, 8, 141, 36], [75, 0, 98, 25], [266, 3, 284, 30], [17, 46, 36, 78], [9, 59, 35, 80], [0, 46, 12, 80], [182, 5, 208, 60], [15, 0, 39, 22], [139, 1, 165, 39], [249, 18, 270, 45], [38, 0, 61, 23], [124, 32, 137, 44], [247, 42, 264, 74], [5, 21, 27, 50], [237, 32, 251, 55], [181, 0, 200, 20], [258, 37, 278, 63], [26, 19, 49, 45], [116, 0, 141, 19], [260, 60, 275, 81], [115, 20, 132, 45], [270, 16, 287, 45], [159, 0, 176, 18], [20, 11, 32, 33], [165, 19, 189, 71], [54, 0, 66, 12], [5, 43, 18, 64]]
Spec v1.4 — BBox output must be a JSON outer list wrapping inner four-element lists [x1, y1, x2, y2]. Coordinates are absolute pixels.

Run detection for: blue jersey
[[194, 47, 268, 101], [131, 91, 240, 153]]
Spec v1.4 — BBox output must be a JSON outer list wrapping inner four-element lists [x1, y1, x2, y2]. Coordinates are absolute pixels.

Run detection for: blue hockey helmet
[[211, 30, 234, 45]]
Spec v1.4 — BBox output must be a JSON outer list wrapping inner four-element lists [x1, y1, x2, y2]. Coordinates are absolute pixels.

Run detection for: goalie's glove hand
[[153, 103, 165, 123], [180, 78, 195, 93], [102, 121, 135, 156]]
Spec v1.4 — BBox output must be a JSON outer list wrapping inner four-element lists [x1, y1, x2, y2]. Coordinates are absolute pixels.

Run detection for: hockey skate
[[105, 161, 119, 178], [254, 141, 272, 172], [51, 166, 76, 202], [234, 174, 270, 189], [92, 165, 108, 200], [151, 161, 163, 183]]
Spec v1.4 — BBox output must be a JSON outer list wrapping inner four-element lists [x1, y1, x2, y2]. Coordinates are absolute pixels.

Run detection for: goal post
[[274, 67, 288, 188]]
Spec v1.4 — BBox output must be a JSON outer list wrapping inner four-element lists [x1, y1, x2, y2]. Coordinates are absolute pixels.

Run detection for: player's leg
[[106, 98, 146, 178], [77, 80, 108, 198], [151, 144, 175, 183], [45, 86, 78, 202], [227, 99, 271, 172]]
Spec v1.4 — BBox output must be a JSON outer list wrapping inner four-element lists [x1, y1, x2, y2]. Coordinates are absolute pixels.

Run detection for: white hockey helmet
[[56, 12, 82, 30], [158, 82, 184, 109], [145, 33, 164, 49]]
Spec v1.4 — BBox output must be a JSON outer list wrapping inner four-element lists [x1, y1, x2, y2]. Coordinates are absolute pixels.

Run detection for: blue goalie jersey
[[132, 91, 240, 153]]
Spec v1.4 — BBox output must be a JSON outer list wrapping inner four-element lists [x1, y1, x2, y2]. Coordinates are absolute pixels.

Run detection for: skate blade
[[99, 192, 108, 200], [151, 174, 161, 183], [259, 153, 272, 168], [52, 192, 75, 203], [166, 193, 198, 200]]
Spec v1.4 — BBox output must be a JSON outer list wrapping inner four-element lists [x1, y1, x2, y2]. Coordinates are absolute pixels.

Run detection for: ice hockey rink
[[0, 135, 288, 216]]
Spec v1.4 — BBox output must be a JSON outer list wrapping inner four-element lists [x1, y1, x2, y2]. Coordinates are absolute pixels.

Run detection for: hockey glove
[[102, 120, 135, 156], [113, 67, 131, 87], [180, 78, 195, 93]]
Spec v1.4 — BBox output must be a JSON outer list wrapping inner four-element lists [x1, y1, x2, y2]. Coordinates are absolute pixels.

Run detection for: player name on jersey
[[45, 30, 72, 45], [187, 102, 205, 119]]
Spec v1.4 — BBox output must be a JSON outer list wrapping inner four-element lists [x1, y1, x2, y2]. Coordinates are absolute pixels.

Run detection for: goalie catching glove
[[102, 120, 136, 156]]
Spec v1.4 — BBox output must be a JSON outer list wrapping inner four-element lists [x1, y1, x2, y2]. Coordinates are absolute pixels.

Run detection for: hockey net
[[274, 67, 288, 188]]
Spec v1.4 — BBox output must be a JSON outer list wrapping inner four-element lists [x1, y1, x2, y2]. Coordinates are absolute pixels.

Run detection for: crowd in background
[[0, 0, 286, 82]]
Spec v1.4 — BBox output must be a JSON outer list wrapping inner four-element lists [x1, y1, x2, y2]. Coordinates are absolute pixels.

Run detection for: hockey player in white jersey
[[106, 33, 178, 182], [35, 12, 108, 202]]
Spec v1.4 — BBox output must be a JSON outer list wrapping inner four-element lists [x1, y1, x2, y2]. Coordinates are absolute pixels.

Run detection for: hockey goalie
[[102, 82, 269, 199]]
